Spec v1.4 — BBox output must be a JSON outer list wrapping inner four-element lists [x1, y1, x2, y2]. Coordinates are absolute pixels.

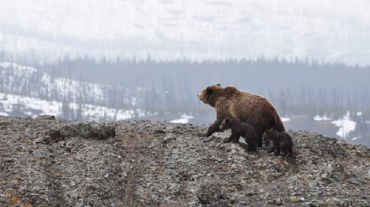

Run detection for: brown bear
[[219, 118, 258, 152], [198, 84, 285, 147], [263, 129, 293, 157]]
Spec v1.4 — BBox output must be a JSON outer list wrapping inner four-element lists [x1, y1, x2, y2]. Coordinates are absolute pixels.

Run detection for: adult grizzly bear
[[198, 84, 285, 147], [263, 129, 293, 157], [219, 118, 258, 152]]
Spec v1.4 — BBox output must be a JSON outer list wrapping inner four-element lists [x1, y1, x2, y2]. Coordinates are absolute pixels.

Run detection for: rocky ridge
[[1, 116, 370, 207]]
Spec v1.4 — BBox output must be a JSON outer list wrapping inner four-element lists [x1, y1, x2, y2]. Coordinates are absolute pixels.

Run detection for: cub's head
[[219, 118, 231, 131], [197, 84, 222, 107]]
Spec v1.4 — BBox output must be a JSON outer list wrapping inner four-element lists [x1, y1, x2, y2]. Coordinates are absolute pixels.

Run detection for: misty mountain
[[1, 0, 370, 65], [35, 57, 370, 116], [1, 57, 370, 145], [3, 57, 370, 117]]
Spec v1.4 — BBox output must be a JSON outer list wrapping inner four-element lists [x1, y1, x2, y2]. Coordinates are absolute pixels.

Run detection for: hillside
[[1, 116, 370, 206]]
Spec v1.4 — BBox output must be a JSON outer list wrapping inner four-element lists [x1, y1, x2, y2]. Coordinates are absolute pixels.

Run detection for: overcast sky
[[1, 0, 370, 65]]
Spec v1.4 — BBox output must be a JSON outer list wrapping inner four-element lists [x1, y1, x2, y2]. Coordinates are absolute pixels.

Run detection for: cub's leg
[[224, 132, 239, 143], [268, 141, 277, 153], [275, 143, 281, 156], [244, 136, 258, 152]]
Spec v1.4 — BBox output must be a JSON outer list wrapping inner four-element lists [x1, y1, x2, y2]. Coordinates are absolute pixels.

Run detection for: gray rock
[[196, 181, 222, 204], [162, 134, 177, 144], [35, 115, 56, 120], [275, 197, 283, 205], [48, 122, 116, 140]]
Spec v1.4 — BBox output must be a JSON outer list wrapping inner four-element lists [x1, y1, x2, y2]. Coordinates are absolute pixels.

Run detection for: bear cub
[[263, 129, 294, 157], [219, 118, 258, 152]]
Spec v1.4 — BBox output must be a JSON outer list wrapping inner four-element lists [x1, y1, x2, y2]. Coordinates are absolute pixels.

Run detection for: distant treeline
[[31, 55, 370, 118], [2, 51, 370, 117], [2, 53, 370, 144]]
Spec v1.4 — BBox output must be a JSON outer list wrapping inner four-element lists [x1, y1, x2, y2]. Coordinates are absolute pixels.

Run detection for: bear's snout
[[198, 93, 206, 103]]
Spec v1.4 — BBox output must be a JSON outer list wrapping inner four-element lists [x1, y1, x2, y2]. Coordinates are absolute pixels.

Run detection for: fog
[[1, 0, 370, 65]]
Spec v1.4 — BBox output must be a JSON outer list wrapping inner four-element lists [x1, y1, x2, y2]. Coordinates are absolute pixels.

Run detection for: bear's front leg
[[206, 119, 223, 137]]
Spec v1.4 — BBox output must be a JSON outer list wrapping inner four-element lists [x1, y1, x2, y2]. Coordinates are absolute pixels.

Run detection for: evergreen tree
[[62, 100, 70, 120]]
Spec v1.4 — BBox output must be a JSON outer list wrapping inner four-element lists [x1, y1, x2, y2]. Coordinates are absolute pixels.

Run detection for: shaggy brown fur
[[263, 129, 293, 157], [198, 84, 285, 147], [219, 118, 258, 152]]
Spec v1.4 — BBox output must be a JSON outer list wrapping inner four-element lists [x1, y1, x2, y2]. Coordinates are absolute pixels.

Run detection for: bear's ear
[[207, 87, 213, 94], [216, 83, 221, 86]]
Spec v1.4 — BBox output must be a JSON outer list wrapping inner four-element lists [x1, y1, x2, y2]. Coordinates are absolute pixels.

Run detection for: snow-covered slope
[[0, 92, 146, 121], [0, 62, 156, 121], [0, 62, 106, 102], [1, 0, 370, 65]]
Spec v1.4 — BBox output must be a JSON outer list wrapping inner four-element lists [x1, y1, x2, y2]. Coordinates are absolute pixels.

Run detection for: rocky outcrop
[[1, 116, 370, 207], [35, 115, 56, 120]]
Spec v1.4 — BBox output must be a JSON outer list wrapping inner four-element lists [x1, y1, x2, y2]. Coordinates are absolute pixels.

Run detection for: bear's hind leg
[[255, 130, 263, 147]]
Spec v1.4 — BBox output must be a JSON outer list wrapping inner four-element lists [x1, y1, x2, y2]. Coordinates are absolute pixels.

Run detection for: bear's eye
[[207, 87, 213, 94]]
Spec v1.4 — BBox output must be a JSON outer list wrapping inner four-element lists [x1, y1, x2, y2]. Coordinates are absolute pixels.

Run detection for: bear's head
[[197, 84, 222, 107], [219, 118, 230, 131]]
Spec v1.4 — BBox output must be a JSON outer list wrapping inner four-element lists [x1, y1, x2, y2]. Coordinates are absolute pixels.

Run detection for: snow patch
[[352, 136, 362, 141], [0, 62, 38, 73], [314, 115, 332, 121], [332, 111, 356, 139], [170, 114, 194, 124], [281, 117, 290, 122], [0, 92, 143, 121], [0, 112, 8, 116]]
